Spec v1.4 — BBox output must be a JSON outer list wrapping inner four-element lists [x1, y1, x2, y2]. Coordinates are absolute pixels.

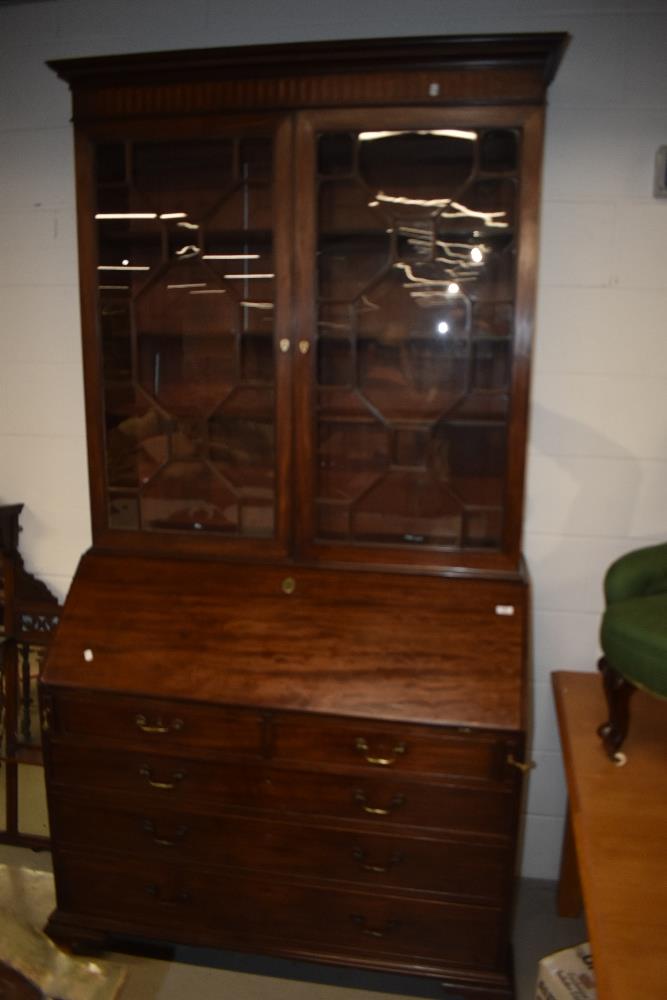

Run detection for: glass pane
[[352, 470, 463, 546], [94, 133, 278, 539], [480, 129, 518, 173], [133, 139, 235, 219], [140, 462, 239, 533], [105, 391, 169, 490], [313, 127, 517, 551]]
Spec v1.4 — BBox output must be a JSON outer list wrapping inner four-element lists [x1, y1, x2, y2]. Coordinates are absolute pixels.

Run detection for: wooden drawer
[[54, 851, 506, 970], [272, 714, 517, 783], [50, 796, 510, 903], [49, 690, 263, 755], [48, 744, 515, 837]]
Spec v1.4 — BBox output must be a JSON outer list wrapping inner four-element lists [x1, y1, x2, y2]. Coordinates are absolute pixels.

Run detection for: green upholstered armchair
[[598, 542, 667, 764]]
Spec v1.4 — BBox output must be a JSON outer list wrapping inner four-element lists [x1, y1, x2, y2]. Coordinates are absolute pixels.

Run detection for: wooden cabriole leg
[[597, 657, 636, 764]]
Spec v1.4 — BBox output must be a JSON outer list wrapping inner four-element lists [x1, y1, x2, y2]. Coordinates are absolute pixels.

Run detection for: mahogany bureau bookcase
[[41, 34, 567, 1000]]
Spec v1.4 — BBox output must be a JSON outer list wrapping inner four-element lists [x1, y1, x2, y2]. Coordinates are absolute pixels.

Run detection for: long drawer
[[49, 795, 511, 902], [54, 851, 506, 970], [48, 691, 521, 784], [48, 743, 515, 837]]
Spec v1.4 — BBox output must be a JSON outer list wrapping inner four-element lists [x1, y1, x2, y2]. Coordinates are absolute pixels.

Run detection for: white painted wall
[[1, 0, 666, 880]]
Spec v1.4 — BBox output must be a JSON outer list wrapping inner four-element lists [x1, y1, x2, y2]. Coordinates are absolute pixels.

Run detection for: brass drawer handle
[[135, 714, 184, 735], [351, 914, 400, 939], [146, 884, 190, 904], [507, 754, 537, 774], [355, 737, 406, 767], [142, 819, 188, 847], [353, 789, 405, 816], [139, 766, 186, 790], [352, 847, 404, 873]]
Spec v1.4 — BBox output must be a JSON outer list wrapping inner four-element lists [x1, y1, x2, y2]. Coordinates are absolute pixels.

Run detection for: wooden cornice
[[48, 33, 570, 122]]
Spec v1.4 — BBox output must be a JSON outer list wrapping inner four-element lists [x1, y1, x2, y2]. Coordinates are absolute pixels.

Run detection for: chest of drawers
[[41, 552, 528, 1000]]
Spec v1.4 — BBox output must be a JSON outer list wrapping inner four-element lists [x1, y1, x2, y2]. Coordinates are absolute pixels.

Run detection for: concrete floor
[[0, 845, 586, 1000]]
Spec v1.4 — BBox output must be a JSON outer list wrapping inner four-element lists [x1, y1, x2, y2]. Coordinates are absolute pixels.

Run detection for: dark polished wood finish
[[49, 34, 568, 121], [46, 551, 527, 729], [49, 32, 567, 573], [43, 34, 567, 1000], [596, 656, 637, 761], [42, 551, 527, 996]]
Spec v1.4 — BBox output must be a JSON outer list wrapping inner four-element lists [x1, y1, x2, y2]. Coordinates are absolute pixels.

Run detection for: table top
[[552, 670, 667, 1000]]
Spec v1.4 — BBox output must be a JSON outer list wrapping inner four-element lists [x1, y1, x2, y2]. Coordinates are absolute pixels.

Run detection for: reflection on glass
[[95, 136, 277, 537], [315, 127, 518, 551]]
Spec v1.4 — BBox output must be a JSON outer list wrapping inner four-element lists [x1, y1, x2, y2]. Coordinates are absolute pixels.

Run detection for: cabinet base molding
[[44, 909, 514, 1000]]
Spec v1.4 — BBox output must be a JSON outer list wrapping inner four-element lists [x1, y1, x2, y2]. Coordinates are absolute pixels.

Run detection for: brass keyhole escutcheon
[[281, 576, 296, 595]]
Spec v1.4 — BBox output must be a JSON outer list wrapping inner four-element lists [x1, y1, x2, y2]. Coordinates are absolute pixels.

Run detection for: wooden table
[[552, 670, 667, 1000]]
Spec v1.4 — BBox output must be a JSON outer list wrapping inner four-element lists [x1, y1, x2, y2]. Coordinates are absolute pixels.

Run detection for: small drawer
[[271, 713, 516, 783], [49, 690, 263, 756], [55, 852, 506, 970], [50, 796, 510, 903]]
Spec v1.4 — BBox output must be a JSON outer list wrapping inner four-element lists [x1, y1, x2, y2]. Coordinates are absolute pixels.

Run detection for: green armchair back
[[598, 542, 667, 762]]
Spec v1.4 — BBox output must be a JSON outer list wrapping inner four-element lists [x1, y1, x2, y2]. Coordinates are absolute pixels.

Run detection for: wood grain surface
[[42, 550, 527, 729], [553, 671, 667, 1000]]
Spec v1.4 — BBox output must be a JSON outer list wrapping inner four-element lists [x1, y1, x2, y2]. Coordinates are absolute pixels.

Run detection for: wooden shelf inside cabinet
[[44, 31, 567, 1000]]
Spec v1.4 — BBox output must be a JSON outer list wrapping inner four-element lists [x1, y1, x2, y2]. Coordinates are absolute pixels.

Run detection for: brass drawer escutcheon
[[354, 736, 406, 766], [281, 576, 296, 595]]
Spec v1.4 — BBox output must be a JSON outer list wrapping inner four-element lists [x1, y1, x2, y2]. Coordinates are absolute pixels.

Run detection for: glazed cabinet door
[[292, 107, 544, 572], [80, 114, 294, 559]]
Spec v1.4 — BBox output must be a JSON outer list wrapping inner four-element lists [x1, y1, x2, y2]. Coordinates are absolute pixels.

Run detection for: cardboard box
[[535, 942, 596, 1000]]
